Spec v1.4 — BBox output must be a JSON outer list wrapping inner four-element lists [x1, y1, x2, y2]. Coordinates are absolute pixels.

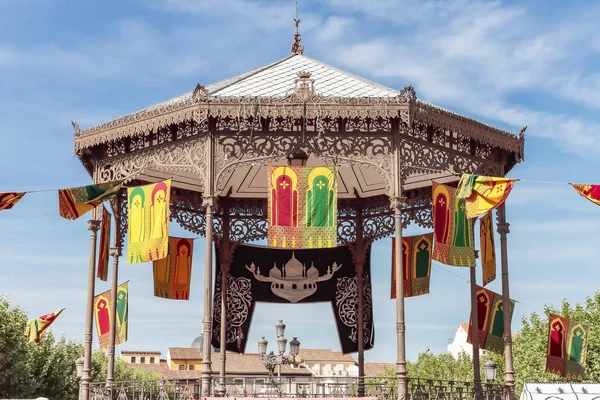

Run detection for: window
[[189, 365, 195, 370], [179, 365, 185, 370], [140, 357, 146, 364], [150, 357, 155, 364], [131, 357, 136, 363]]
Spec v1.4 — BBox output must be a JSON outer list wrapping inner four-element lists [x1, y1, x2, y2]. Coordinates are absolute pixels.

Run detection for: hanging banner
[[571, 184, 600, 207], [94, 282, 128, 350], [127, 180, 171, 264], [268, 166, 303, 248], [97, 206, 111, 281], [391, 233, 433, 298], [457, 174, 515, 219], [303, 166, 338, 248], [0, 192, 26, 212], [432, 182, 475, 267], [58, 182, 121, 220], [153, 237, 194, 300], [25, 308, 64, 343], [212, 243, 373, 354], [546, 313, 588, 380], [480, 211, 496, 286], [268, 166, 337, 249], [467, 285, 515, 354]]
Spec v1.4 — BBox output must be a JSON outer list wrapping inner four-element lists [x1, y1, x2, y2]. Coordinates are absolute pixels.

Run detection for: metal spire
[[291, 0, 304, 55]]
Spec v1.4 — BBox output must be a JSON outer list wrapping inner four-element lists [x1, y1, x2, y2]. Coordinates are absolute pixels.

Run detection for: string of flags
[[4, 171, 600, 377]]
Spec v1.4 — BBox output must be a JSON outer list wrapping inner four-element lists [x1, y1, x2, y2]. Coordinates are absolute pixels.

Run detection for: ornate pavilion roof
[[73, 50, 524, 206]]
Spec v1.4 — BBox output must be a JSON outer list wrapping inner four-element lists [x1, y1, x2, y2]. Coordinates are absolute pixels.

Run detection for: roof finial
[[291, 0, 304, 55]]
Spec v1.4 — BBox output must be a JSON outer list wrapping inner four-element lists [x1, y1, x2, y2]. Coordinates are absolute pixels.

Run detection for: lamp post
[[258, 320, 301, 395], [483, 359, 497, 400], [76, 356, 84, 400]]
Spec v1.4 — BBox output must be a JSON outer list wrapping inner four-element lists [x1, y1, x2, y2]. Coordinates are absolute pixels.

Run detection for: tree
[[0, 295, 31, 398], [0, 295, 160, 399]]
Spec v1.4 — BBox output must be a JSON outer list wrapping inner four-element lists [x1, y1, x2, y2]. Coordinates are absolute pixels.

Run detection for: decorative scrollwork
[[97, 136, 207, 186]]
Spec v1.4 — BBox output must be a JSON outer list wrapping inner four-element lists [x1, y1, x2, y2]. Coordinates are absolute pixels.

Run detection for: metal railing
[[89, 376, 506, 400]]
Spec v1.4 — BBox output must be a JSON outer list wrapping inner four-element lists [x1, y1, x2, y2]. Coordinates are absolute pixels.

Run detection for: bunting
[[153, 237, 194, 300], [0, 192, 25, 212], [25, 308, 64, 343], [127, 180, 171, 264], [391, 233, 433, 298], [268, 166, 337, 248], [546, 314, 589, 380], [457, 174, 515, 219], [467, 285, 515, 354], [571, 184, 600, 207], [97, 206, 111, 281], [480, 211, 497, 286], [432, 181, 475, 267], [93, 282, 128, 350], [58, 182, 121, 220]]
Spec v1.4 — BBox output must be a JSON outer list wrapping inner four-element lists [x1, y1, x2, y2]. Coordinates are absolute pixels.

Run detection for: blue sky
[[1, 0, 600, 364]]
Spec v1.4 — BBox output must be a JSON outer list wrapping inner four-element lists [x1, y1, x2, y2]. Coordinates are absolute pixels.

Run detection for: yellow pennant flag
[[457, 174, 516, 219], [25, 308, 64, 343]]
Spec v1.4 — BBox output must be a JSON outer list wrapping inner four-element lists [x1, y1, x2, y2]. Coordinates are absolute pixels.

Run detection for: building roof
[[459, 322, 469, 333], [364, 362, 396, 377], [168, 347, 203, 360], [214, 352, 312, 376], [134, 54, 399, 116], [128, 359, 172, 377], [297, 349, 356, 363], [121, 350, 162, 355]]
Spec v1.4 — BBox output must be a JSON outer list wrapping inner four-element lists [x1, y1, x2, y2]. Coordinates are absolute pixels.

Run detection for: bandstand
[[74, 31, 524, 400]]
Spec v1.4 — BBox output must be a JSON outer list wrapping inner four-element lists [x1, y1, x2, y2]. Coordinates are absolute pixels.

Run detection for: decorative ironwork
[[89, 376, 505, 399]]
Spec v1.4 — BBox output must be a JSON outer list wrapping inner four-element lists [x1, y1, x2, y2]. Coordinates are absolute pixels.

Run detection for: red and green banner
[[0, 192, 26, 212], [153, 237, 194, 300], [432, 181, 475, 267], [97, 206, 111, 281], [268, 166, 337, 249], [467, 285, 514, 354], [391, 233, 433, 298], [58, 182, 121, 220], [94, 282, 128, 350], [571, 184, 600, 207], [546, 313, 588, 380], [480, 211, 496, 286], [25, 308, 64, 343]]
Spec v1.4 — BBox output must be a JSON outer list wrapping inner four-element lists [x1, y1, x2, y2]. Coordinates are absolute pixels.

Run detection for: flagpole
[[498, 204, 515, 400], [105, 242, 120, 393], [81, 210, 100, 400]]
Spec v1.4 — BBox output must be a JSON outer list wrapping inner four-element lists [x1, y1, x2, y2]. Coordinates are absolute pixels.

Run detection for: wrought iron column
[[105, 244, 121, 393], [81, 214, 100, 400], [201, 196, 215, 397], [393, 197, 407, 400], [497, 205, 514, 400], [353, 193, 366, 397], [469, 253, 482, 398], [218, 200, 231, 397]]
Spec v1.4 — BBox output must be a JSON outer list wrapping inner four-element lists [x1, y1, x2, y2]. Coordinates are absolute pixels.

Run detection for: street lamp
[[483, 359, 497, 383], [258, 320, 301, 396]]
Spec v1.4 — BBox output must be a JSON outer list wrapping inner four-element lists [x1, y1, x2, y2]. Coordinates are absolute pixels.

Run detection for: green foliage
[[513, 292, 600, 390], [0, 295, 160, 399], [408, 350, 474, 381]]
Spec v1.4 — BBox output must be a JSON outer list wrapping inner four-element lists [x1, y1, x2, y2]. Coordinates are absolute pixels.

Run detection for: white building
[[297, 349, 358, 378], [447, 322, 485, 359]]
